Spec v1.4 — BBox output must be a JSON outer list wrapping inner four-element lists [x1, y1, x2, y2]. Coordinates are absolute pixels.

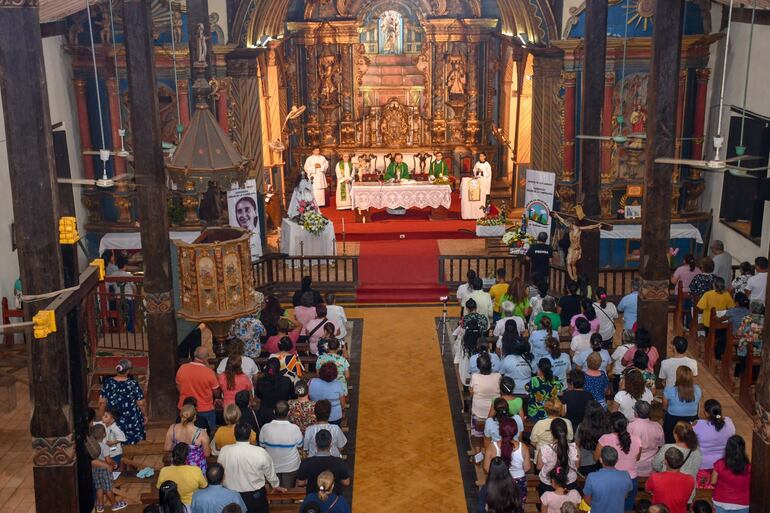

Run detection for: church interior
[[0, 0, 769, 512]]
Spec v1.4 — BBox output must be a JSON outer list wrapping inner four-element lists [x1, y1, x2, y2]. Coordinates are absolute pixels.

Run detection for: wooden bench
[[0, 375, 17, 412]]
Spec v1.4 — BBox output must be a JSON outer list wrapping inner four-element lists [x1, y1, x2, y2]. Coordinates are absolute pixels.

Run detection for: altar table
[[349, 182, 452, 221], [279, 218, 336, 257]]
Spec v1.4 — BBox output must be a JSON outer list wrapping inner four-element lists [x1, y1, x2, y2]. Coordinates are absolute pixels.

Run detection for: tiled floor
[[0, 307, 760, 511]]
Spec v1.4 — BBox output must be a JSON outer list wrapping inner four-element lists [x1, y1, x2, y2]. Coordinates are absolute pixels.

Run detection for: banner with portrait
[[227, 179, 263, 261], [524, 169, 556, 243]]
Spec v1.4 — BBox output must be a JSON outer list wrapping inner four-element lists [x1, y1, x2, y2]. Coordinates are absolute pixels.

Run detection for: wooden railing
[[90, 276, 148, 353], [696, 310, 757, 414], [437, 255, 640, 302], [252, 254, 359, 297]]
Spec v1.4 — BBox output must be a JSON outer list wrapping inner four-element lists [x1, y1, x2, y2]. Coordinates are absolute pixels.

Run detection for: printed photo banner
[[227, 179, 263, 261], [524, 169, 556, 243]]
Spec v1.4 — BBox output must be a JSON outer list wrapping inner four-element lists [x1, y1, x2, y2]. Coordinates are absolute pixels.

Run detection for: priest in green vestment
[[383, 153, 411, 180], [429, 151, 448, 180]]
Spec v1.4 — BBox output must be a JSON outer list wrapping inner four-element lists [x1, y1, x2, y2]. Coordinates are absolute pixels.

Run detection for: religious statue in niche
[[446, 56, 467, 98], [318, 51, 339, 106], [196, 23, 208, 63], [172, 11, 183, 44], [210, 13, 225, 44], [379, 11, 403, 54]]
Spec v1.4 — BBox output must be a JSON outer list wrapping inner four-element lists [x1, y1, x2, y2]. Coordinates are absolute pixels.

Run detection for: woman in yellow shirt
[[696, 276, 735, 361], [489, 268, 509, 322], [156, 443, 207, 505], [212, 404, 257, 454]]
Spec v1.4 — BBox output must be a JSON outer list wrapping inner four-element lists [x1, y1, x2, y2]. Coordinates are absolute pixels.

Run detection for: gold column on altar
[[258, 43, 284, 167]]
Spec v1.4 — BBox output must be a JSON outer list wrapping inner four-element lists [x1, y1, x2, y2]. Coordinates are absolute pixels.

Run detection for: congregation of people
[[455, 237, 756, 513], [93, 277, 353, 513]]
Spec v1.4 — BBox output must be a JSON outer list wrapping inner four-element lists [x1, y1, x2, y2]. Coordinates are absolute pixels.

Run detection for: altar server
[[303, 147, 329, 207], [429, 151, 448, 181], [473, 152, 492, 201], [335, 153, 354, 210]]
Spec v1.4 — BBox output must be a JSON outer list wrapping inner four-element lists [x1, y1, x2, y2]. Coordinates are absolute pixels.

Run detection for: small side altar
[[279, 218, 336, 256]]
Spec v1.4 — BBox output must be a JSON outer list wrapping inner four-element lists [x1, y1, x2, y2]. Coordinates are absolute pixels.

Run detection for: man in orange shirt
[[176, 346, 220, 431]]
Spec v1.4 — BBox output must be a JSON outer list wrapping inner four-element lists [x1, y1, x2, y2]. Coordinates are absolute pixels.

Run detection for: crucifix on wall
[[551, 205, 613, 282]]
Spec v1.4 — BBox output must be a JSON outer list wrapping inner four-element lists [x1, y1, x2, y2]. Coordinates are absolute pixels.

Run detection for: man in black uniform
[[526, 231, 553, 282]]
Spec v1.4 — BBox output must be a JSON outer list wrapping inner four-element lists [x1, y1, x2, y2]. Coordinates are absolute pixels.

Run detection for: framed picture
[[624, 205, 642, 219]]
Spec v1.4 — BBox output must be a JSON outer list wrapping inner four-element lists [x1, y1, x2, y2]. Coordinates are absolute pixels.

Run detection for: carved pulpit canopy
[[379, 98, 411, 146]]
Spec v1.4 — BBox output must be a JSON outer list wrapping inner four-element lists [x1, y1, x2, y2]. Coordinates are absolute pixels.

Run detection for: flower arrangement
[[296, 199, 317, 217], [432, 175, 451, 185], [300, 211, 329, 236], [502, 217, 536, 255]]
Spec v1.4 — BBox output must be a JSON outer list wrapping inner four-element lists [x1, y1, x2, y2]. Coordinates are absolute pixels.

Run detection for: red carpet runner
[[356, 239, 449, 303]]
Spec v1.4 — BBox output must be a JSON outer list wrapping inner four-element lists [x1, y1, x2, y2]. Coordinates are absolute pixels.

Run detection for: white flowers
[[301, 211, 329, 236]]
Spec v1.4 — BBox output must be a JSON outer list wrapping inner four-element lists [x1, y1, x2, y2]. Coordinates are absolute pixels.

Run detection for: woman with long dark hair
[[574, 400, 609, 476], [529, 315, 554, 362], [499, 328, 532, 397], [217, 355, 253, 406], [536, 418, 578, 495], [570, 297, 600, 336], [527, 358, 563, 421], [596, 412, 642, 511], [471, 354, 502, 450], [483, 417, 530, 505], [485, 378, 526, 445], [711, 435, 750, 513], [612, 369, 652, 420], [545, 336, 571, 390], [693, 399, 736, 488], [256, 358, 296, 425], [158, 480, 187, 513], [478, 456, 522, 513], [662, 366, 701, 443], [621, 328, 660, 370], [653, 421, 703, 482], [592, 286, 618, 349]]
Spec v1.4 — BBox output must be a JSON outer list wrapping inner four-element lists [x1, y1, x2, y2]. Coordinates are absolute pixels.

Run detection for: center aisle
[[348, 306, 467, 513]]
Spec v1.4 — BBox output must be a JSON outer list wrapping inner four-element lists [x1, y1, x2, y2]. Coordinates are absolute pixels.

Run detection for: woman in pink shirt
[[627, 400, 664, 477], [711, 435, 751, 513], [671, 254, 701, 328], [595, 412, 642, 511], [569, 298, 601, 336], [217, 356, 253, 406]]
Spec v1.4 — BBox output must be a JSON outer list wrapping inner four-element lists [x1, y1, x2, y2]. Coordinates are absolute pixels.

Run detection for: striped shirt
[[258, 420, 303, 473]]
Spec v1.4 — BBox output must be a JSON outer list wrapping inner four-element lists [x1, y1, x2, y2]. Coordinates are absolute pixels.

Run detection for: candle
[[342, 218, 345, 233]]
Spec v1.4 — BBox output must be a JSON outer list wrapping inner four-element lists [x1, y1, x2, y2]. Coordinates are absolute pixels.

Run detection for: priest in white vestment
[[303, 147, 329, 207], [460, 153, 492, 219]]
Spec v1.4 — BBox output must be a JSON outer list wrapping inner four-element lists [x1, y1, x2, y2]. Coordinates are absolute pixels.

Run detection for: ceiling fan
[[59, 149, 133, 187]]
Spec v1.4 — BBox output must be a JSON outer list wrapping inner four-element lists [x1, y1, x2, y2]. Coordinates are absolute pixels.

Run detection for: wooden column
[[0, 2, 79, 513], [752, 249, 770, 511], [122, 0, 179, 420], [562, 72, 576, 182], [691, 68, 710, 162], [106, 79, 126, 176], [638, 0, 685, 360], [74, 79, 95, 179], [601, 71, 615, 179], [578, 0, 608, 287]]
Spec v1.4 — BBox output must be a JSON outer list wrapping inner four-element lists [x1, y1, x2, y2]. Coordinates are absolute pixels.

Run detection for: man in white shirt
[[745, 256, 768, 304], [218, 423, 284, 513], [303, 147, 329, 207], [456, 270, 477, 311], [658, 336, 698, 388], [465, 277, 494, 324], [258, 402, 303, 488], [710, 240, 733, 285], [324, 293, 348, 341], [493, 301, 526, 337]]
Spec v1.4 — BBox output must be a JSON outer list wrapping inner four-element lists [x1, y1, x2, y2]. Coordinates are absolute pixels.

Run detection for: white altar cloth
[[99, 231, 201, 254], [279, 218, 336, 256], [600, 223, 703, 243], [350, 182, 452, 211]]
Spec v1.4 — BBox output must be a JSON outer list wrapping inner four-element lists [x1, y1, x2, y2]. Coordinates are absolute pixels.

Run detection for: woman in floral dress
[[98, 359, 146, 445], [735, 301, 764, 377], [228, 312, 266, 358], [527, 358, 563, 420], [288, 380, 316, 434]]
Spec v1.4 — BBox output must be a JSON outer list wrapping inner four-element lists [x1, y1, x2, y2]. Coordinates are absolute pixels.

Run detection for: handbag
[[593, 302, 616, 338], [298, 317, 327, 346]]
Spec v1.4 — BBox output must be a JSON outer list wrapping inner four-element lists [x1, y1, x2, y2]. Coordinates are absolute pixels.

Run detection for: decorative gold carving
[[600, 188, 614, 219], [181, 181, 201, 226], [671, 186, 681, 215], [684, 181, 704, 212], [379, 98, 410, 147], [446, 54, 467, 97], [639, 279, 670, 301], [557, 185, 576, 213], [32, 434, 75, 467], [113, 181, 135, 224], [318, 49, 339, 107]]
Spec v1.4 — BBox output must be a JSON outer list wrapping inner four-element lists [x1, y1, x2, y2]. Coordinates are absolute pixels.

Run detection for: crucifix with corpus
[[551, 204, 613, 282]]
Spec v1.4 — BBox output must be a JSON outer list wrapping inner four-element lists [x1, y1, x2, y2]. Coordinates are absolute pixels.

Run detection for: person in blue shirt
[[583, 446, 633, 513], [191, 463, 247, 513], [300, 470, 351, 513], [470, 345, 502, 374], [617, 280, 640, 331]]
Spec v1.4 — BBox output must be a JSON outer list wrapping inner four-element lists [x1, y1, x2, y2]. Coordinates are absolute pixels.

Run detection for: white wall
[[0, 35, 85, 303], [702, 7, 770, 264]]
